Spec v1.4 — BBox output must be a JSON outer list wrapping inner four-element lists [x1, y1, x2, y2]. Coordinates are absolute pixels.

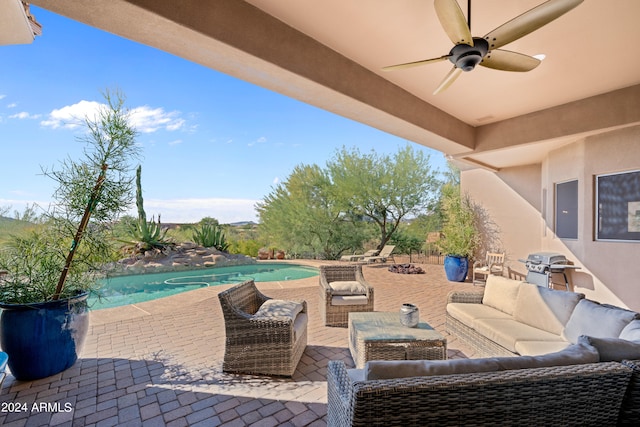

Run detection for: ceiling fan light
[[457, 53, 482, 71], [533, 54, 546, 61]]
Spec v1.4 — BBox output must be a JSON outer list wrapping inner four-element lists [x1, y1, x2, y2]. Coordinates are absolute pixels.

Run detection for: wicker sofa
[[446, 275, 640, 358], [327, 354, 640, 426], [218, 280, 307, 376]]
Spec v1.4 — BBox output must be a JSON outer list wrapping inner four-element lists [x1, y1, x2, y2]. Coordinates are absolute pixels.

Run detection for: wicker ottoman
[[348, 312, 447, 368]]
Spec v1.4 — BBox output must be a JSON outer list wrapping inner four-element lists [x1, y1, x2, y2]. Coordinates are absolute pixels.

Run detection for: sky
[[1, 7, 447, 224]]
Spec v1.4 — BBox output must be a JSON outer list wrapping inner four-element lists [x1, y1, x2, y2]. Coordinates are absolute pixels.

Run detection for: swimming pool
[[89, 263, 318, 310]]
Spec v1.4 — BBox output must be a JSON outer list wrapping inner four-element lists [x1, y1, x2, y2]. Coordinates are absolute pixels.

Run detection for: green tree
[[328, 145, 439, 249], [256, 164, 368, 259]]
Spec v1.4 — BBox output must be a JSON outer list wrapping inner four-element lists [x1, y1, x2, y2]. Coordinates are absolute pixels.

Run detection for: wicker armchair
[[217, 280, 307, 376], [319, 265, 374, 327]]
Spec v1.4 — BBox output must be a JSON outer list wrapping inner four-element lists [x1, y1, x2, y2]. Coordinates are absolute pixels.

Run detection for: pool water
[[89, 263, 318, 310]]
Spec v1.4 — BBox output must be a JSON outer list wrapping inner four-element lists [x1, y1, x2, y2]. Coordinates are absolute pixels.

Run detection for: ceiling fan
[[383, 0, 583, 94]]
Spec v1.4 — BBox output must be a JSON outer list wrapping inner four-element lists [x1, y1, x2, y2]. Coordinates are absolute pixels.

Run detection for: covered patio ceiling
[[29, 0, 640, 170]]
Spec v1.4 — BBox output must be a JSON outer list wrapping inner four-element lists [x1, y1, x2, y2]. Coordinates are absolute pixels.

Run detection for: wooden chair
[[472, 252, 505, 285], [319, 264, 374, 327]]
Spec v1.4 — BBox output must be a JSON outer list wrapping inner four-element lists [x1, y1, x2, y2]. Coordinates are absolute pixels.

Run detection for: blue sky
[[1, 6, 446, 224]]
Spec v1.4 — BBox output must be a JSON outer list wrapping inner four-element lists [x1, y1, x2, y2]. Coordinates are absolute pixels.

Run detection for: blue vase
[[444, 255, 469, 282], [0, 292, 89, 381]]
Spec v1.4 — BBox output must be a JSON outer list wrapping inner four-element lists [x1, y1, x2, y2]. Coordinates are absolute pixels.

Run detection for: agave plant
[[192, 222, 230, 252]]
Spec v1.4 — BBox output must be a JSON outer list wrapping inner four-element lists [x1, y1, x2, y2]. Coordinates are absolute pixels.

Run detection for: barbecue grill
[[520, 252, 579, 290]]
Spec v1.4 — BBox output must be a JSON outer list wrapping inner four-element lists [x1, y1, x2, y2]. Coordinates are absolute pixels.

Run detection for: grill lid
[[525, 252, 568, 266]]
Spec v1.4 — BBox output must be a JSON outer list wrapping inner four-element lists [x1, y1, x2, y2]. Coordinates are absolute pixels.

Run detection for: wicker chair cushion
[[562, 299, 638, 344], [331, 295, 369, 306], [364, 337, 598, 380], [482, 275, 522, 315], [621, 320, 640, 341], [584, 336, 640, 362], [254, 299, 304, 319], [329, 281, 367, 295], [515, 282, 584, 335], [293, 312, 308, 342]]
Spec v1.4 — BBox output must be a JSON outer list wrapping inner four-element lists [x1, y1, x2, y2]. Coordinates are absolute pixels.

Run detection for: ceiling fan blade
[[434, 0, 473, 46], [382, 55, 450, 71], [480, 49, 541, 72], [433, 67, 463, 95], [483, 0, 583, 50]]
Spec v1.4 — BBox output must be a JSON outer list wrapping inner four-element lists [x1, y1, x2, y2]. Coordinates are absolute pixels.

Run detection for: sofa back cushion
[[562, 299, 638, 344], [620, 320, 640, 341], [482, 275, 522, 315], [514, 282, 584, 335], [365, 337, 599, 380]]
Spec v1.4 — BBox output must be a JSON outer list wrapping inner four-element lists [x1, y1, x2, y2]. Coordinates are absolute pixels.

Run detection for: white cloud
[[132, 198, 259, 224], [7, 102, 17, 108], [248, 136, 267, 147], [9, 111, 40, 120], [130, 105, 185, 133], [0, 95, 6, 100], [168, 139, 183, 146], [40, 100, 102, 130], [272, 177, 280, 185], [40, 101, 186, 133]]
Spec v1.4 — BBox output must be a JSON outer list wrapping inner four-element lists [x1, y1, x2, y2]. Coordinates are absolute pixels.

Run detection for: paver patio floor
[[0, 259, 477, 426]]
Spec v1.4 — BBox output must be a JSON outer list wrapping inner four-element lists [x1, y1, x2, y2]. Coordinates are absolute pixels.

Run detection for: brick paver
[[0, 258, 475, 425]]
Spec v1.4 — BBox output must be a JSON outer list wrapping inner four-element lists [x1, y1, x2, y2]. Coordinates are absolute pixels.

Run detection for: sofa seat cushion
[[329, 280, 367, 295], [514, 340, 572, 356], [254, 299, 304, 319], [447, 302, 512, 328], [514, 282, 584, 335], [583, 336, 640, 362], [482, 275, 523, 315], [562, 299, 639, 344], [365, 337, 598, 380], [331, 295, 369, 306], [474, 318, 565, 353]]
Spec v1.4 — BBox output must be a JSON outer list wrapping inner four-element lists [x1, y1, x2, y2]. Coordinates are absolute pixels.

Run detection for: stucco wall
[[462, 125, 640, 311]]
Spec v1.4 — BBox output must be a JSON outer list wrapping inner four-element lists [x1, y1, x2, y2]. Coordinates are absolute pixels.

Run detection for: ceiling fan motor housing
[[449, 37, 489, 71]]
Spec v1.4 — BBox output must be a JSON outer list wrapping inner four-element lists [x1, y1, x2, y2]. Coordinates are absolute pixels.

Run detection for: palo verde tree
[[256, 164, 368, 259], [327, 145, 440, 249]]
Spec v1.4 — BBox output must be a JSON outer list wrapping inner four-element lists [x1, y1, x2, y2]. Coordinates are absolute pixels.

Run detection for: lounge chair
[[218, 280, 308, 376], [339, 249, 379, 262], [319, 265, 374, 327], [363, 245, 396, 264]]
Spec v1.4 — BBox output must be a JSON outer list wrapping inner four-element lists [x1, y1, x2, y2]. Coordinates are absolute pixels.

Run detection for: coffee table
[[348, 312, 447, 368]]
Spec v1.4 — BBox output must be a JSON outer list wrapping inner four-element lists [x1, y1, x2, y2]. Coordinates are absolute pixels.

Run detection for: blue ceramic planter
[[444, 255, 469, 282], [0, 292, 89, 381]]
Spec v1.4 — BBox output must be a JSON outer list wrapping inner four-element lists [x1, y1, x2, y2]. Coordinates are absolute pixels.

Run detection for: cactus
[[127, 165, 170, 252]]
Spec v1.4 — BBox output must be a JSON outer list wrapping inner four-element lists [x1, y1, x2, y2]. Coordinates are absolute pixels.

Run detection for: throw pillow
[[620, 320, 640, 341], [584, 335, 640, 362], [254, 299, 303, 319], [329, 281, 367, 295], [482, 275, 522, 315], [562, 299, 638, 344], [514, 282, 584, 335]]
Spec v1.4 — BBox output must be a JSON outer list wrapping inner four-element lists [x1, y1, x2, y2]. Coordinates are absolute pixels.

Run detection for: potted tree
[[437, 184, 480, 282], [0, 90, 141, 380]]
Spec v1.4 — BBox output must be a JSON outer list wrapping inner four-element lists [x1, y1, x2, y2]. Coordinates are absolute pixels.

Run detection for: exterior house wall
[[462, 125, 640, 311]]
